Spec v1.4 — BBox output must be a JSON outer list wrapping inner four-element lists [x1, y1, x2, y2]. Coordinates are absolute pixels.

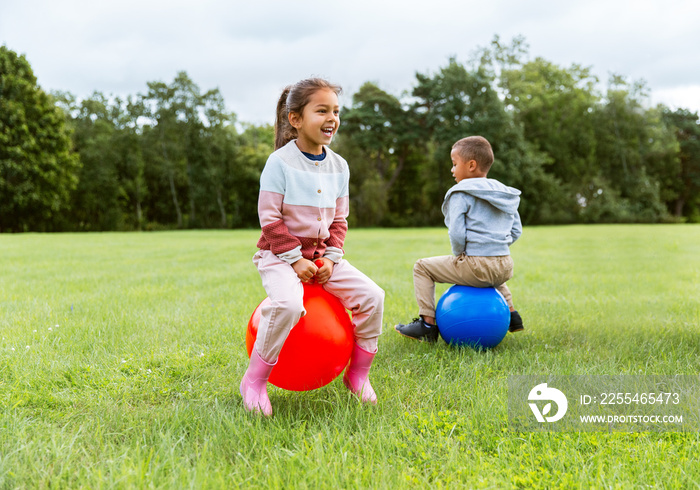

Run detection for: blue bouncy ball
[[435, 285, 510, 349]]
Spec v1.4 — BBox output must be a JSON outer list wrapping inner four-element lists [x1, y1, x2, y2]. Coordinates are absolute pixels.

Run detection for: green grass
[[1, 225, 699, 488]]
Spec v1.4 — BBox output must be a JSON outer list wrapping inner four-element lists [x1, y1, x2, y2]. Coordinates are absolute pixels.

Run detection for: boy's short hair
[[452, 136, 494, 173]]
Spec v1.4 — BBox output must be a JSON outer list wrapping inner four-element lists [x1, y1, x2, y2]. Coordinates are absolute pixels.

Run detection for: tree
[[662, 108, 700, 220], [142, 79, 186, 227], [590, 76, 675, 222], [501, 58, 599, 184], [412, 55, 563, 225], [411, 59, 510, 223], [69, 92, 123, 230], [141, 71, 237, 228], [54, 91, 148, 231], [197, 90, 239, 228], [233, 124, 273, 228], [337, 82, 426, 226], [113, 96, 148, 230], [5, 39, 692, 231], [0, 46, 80, 231]]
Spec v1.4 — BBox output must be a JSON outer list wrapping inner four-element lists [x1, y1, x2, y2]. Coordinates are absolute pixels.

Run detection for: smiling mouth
[[322, 127, 334, 137]]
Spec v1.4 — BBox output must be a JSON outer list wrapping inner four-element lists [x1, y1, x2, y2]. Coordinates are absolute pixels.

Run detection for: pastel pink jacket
[[256, 141, 349, 264]]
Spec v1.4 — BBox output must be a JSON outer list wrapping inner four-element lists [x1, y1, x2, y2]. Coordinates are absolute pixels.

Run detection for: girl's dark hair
[[274, 78, 342, 150]]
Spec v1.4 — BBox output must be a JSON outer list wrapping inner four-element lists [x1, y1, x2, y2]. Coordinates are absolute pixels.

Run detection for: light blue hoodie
[[441, 177, 522, 257]]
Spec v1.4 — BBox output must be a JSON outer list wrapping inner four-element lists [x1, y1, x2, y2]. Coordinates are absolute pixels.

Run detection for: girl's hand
[[292, 258, 318, 283], [314, 258, 334, 285]]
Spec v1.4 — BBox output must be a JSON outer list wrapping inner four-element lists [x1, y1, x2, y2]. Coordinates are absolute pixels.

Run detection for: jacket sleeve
[[258, 155, 303, 264], [446, 192, 470, 256], [323, 167, 349, 263], [510, 210, 522, 245], [323, 197, 348, 263]]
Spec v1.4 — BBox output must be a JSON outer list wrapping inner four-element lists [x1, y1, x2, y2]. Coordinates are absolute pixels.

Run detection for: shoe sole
[[394, 324, 438, 343], [509, 326, 524, 333]]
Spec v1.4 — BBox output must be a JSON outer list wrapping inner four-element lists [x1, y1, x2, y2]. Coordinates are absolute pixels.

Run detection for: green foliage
[[231, 124, 273, 227], [52, 73, 272, 231], [589, 76, 676, 223], [413, 59, 515, 223], [337, 82, 427, 226], [501, 58, 599, 183], [55, 92, 146, 230], [662, 108, 700, 221], [0, 46, 80, 232], [1, 227, 699, 487], [1, 38, 697, 231]]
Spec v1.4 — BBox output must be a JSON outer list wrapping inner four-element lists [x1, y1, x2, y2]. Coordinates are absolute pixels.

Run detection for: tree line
[[1, 37, 699, 233]]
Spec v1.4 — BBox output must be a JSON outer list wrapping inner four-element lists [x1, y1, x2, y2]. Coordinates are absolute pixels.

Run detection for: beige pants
[[413, 255, 514, 318]]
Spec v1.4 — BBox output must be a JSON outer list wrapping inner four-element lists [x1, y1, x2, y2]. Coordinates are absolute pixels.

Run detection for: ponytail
[[273, 78, 342, 150], [274, 86, 296, 150]]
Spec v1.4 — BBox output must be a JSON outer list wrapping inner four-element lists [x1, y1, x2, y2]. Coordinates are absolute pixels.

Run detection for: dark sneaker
[[395, 318, 439, 342], [509, 310, 524, 333]]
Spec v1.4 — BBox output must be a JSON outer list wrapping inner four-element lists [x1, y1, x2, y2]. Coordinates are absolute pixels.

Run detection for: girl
[[240, 78, 385, 416]]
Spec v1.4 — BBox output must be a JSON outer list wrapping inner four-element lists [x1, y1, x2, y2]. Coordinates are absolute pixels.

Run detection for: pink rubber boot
[[239, 349, 276, 416], [343, 343, 378, 404]]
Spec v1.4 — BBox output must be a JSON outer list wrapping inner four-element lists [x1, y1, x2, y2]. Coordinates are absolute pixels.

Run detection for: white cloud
[[2, 0, 699, 124], [652, 85, 700, 113]]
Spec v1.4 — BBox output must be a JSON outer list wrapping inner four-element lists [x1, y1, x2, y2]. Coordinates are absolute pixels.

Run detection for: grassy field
[[1, 225, 699, 488]]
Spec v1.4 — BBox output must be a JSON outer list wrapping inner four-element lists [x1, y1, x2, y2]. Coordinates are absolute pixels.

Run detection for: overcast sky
[[2, 0, 699, 125]]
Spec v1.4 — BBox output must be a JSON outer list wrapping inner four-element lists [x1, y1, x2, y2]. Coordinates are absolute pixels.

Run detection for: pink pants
[[252, 250, 384, 363]]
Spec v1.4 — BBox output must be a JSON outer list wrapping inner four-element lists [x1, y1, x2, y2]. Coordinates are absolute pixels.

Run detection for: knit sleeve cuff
[[323, 247, 344, 264], [276, 246, 303, 265]]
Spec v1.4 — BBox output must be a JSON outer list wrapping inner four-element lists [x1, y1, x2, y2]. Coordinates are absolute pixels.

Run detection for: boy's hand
[[292, 258, 318, 283], [314, 258, 334, 285]]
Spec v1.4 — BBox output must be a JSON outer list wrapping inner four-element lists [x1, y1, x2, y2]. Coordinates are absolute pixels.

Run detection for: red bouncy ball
[[246, 282, 354, 391]]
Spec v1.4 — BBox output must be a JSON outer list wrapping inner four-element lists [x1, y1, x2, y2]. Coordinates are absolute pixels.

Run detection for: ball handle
[[308, 259, 325, 285]]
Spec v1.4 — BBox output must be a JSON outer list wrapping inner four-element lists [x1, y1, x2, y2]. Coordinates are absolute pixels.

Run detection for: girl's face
[[289, 88, 340, 155]]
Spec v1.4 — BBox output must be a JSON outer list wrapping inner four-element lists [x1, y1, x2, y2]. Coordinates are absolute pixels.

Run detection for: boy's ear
[[468, 159, 479, 172]]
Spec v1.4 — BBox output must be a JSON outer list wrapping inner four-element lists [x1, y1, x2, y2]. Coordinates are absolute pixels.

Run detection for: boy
[[395, 135, 523, 342]]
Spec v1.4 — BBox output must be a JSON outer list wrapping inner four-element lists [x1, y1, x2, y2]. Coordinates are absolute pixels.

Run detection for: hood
[[444, 178, 521, 214]]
